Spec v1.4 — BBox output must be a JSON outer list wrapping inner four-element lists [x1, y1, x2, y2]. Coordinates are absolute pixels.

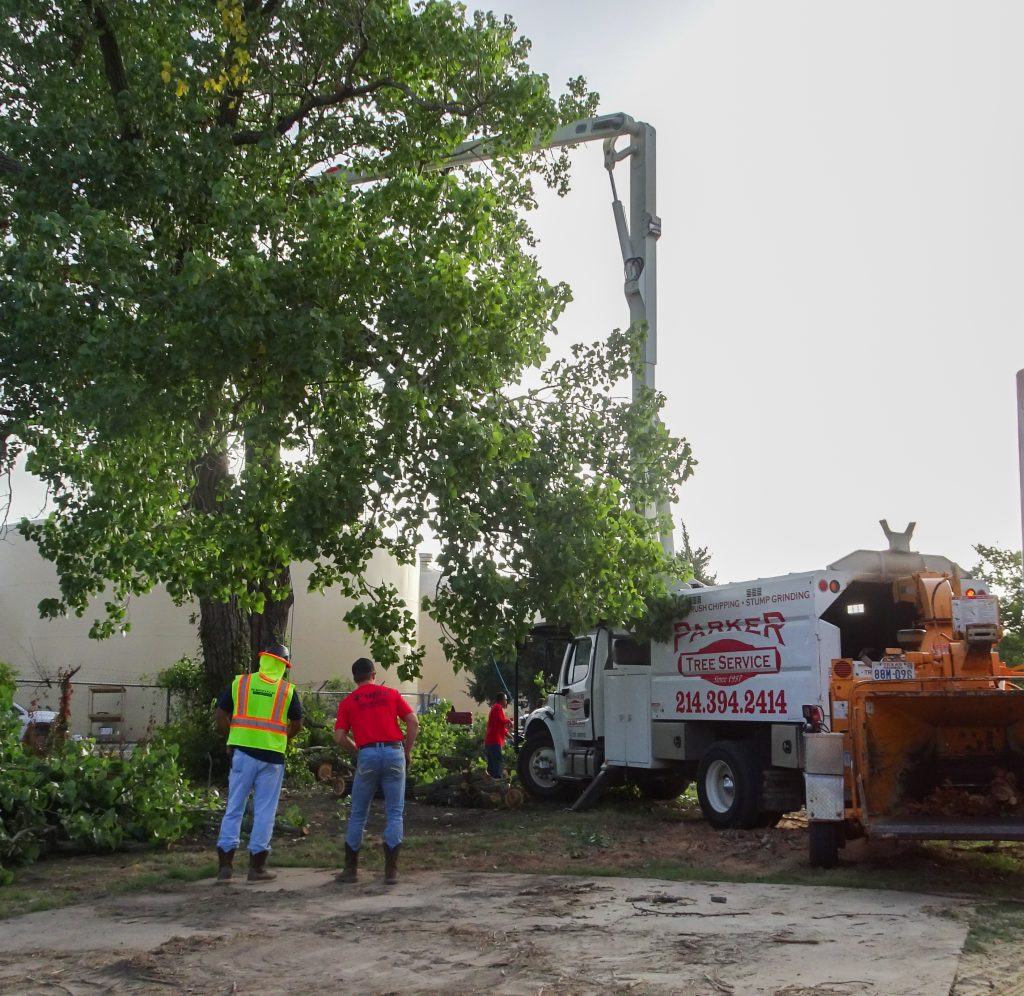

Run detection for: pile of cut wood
[[417, 767, 525, 809], [295, 747, 354, 796]]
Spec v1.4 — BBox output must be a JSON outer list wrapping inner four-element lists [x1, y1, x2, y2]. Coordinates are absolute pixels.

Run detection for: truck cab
[[519, 624, 689, 801]]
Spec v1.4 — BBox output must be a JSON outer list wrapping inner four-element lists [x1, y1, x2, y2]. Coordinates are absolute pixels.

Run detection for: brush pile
[[898, 767, 1023, 817]]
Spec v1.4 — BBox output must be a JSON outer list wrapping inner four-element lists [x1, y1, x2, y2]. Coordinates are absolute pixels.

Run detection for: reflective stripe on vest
[[227, 672, 293, 753]]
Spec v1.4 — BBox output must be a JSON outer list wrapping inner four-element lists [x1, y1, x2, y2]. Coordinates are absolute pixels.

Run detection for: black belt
[[360, 741, 402, 748]]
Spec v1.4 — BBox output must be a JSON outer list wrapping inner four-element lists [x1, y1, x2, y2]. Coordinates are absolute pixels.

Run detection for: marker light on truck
[[965, 588, 976, 598], [802, 704, 825, 732], [829, 580, 841, 593], [833, 660, 853, 678]]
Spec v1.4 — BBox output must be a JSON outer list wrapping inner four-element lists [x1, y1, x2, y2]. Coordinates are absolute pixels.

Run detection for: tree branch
[[231, 77, 484, 147], [80, 0, 139, 142]]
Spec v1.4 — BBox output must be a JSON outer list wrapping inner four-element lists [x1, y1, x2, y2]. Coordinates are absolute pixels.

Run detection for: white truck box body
[[649, 571, 847, 726]]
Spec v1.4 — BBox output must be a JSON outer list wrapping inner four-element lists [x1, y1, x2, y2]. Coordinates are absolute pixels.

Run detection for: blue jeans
[[216, 749, 286, 855], [485, 743, 503, 778], [345, 744, 406, 850]]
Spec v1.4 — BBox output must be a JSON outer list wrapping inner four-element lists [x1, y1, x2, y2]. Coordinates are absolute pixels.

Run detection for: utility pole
[[1017, 370, 1024, 586]]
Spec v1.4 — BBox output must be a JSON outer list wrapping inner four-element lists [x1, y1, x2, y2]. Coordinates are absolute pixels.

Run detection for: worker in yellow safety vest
[[214, 642, 302, 884]]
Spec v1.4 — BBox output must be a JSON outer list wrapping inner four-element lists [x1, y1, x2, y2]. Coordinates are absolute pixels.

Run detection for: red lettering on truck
[[674, 612, 787, 651], [676, 639, 782, 686]]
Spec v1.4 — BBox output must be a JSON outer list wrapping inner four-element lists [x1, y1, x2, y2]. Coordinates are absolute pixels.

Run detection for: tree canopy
[[0, 0, 693, 692], [972, 544, 1023, 667]]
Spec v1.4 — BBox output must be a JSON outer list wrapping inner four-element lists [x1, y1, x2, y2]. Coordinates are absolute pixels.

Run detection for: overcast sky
[[471, 0, 1024, 583], [8, 2, 1023, 589]]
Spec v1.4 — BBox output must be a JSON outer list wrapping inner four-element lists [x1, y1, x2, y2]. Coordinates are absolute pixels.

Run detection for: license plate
[[871, 665, 915, 681]]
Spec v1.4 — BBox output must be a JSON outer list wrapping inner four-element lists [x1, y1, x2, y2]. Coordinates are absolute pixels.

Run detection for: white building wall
[[417, 555, 479, 715], [0, 526, 196, 686], [1, 527, 420, 719]]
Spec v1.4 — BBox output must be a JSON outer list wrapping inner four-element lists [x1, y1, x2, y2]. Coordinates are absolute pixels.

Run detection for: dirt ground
[[2, 791, 1024, 995]]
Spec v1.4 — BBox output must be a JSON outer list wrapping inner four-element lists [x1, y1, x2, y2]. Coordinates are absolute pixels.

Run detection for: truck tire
[[808, 821, 841, 868], [517, 733, 563, 800], [696, 741, 762, 829]]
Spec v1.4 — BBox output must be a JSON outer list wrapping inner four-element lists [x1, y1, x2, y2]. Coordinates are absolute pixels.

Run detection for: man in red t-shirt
[[334, 657, 418, 885], [484, 692, 512, 779]]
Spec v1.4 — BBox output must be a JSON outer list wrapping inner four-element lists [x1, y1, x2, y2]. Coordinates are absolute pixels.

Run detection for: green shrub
[[0, 731, 199, 878], [0, 662, 211, 883], [409, 701, 485, 784], [152, 656, 226, 784], [283, 681, 355, 788]]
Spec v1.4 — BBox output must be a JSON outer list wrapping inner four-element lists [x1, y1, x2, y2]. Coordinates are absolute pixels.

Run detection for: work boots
[[335, 843, 359, 883], [216, 847, 235, 885], [383, 843, 400, 885], [247, 851, 277, 883]]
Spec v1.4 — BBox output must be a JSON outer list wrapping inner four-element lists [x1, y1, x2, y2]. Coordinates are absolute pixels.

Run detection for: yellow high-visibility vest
[[227, 671, 294, 754]]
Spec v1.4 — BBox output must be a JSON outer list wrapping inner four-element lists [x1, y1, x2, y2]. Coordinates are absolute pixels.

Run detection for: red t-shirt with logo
[[335, 683, 413, 747]]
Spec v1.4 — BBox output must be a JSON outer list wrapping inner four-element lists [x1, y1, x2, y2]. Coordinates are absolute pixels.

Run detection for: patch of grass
[[0, 852, 214, 916], [962, 902, 1024, 954], [118, 866, 211, 892], [0, 885, 79, 919], [270, 838, 347, 868], [565, 828, 613, 858], [564, 861, 732, 883]]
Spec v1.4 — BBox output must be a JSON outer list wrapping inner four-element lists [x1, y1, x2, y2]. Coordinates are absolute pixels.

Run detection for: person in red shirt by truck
[[484, 692, 512, 779]]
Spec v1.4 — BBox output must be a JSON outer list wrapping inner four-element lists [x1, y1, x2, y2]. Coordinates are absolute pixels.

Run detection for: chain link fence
[[14, 679, 441, 746]]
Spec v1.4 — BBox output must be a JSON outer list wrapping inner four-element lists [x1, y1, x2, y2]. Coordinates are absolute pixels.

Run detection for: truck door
[[559, 634, 596, 743]]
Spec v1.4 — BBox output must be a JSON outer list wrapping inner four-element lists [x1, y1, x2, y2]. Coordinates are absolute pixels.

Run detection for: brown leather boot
[[247, 851, 277, 883], [383, 844, 400, 885], [216, 847, 235, 884], [335, 843, 359, 883]]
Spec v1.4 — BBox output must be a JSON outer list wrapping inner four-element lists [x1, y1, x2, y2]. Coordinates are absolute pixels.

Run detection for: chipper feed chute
[[849, 678, 1024, 840]]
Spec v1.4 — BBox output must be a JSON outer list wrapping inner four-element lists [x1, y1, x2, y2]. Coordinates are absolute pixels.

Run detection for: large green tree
[[971, 544, 1024, 667], [0, 1, 692, 695]]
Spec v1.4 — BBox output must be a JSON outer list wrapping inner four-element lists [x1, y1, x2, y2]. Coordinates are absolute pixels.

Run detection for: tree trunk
[[243, 437, 295, 662], [200, 593, 249, 698], [192, 444, 250, 697], [191, 439, 295, 697], [249, 568, 294, 660]]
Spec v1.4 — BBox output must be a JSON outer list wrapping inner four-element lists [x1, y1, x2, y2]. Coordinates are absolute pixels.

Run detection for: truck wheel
[[696, 741, 761, 829], [808, 821, 841, 868], [517, 733, 563, 800]]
